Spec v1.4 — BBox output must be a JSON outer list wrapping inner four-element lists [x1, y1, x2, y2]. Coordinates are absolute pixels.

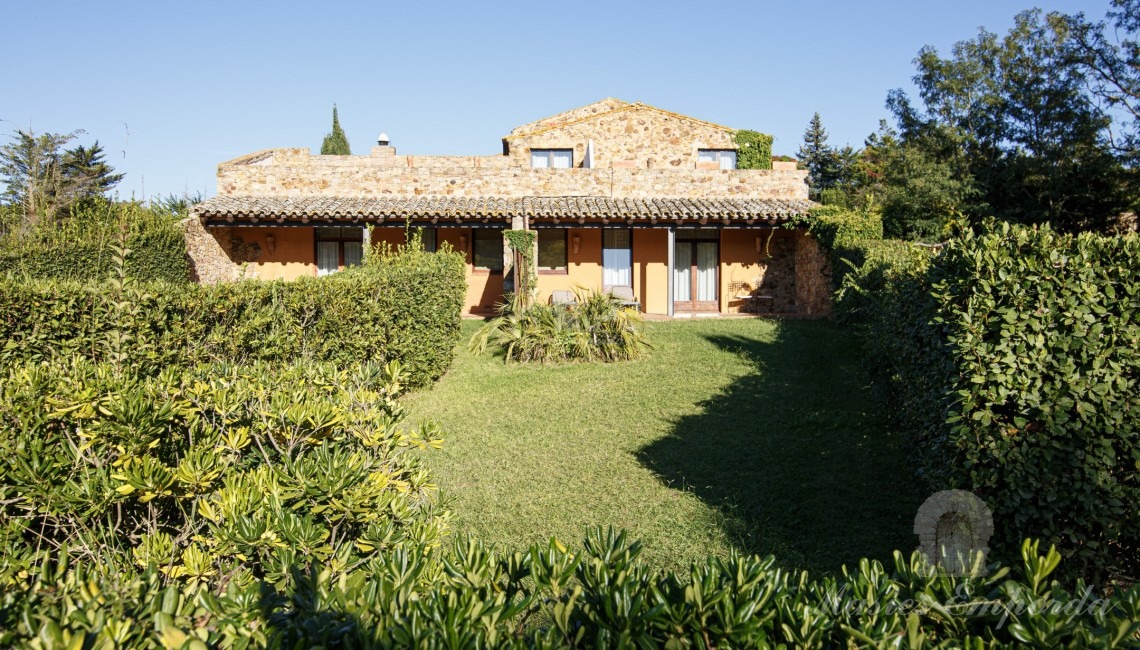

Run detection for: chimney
[[371, 132, 396, 158]]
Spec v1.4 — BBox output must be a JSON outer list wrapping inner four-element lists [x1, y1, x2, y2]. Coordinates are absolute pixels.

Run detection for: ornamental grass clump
[[469, 288, 650, 363]]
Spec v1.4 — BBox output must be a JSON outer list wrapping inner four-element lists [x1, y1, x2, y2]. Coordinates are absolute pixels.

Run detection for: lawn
[[405, 317, 925, 574]]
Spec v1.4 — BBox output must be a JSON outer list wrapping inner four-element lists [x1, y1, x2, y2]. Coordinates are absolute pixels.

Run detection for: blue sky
[[3, 1, 1110, 201]]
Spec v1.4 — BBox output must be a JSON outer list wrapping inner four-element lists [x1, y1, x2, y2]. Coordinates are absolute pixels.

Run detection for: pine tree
[[796, 113, 840, 199], [62, 141, 124, 199], [1, 129, 123, 227], [320, 105, 352, 155]]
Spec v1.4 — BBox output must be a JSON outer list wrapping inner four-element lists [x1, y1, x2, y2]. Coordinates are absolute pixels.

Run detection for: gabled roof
[[193, 195, 814, 225], [504, 98, 736, 140]]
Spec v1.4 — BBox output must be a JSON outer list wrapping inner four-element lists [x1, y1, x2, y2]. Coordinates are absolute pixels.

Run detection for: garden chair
[[607, 285, 640, 310], [550, 290, 577, 306]]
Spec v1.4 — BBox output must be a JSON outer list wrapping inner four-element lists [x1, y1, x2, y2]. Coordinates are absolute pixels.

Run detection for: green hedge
[[0, 244, 466, 387], [932, 225, 1139, 581], [829, 219, 1139, 582], [0, 199, 190, 284]]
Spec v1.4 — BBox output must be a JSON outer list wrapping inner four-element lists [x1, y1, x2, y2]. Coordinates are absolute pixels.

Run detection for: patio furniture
[[607, 285, 641, 310], [550, 290, 577, 306], [729, 281, 773, 313]]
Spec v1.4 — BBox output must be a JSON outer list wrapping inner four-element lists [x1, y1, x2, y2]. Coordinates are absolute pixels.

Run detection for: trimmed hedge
[[828, 217, 1139, 582], [0, 244, 466, 387], [932, 225, 1139, 581], [0, 199, 190, 284]]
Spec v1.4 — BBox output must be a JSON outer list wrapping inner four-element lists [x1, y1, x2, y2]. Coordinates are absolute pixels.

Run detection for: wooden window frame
[[537, 228, 568, 274], [673, 229, 721, 312], [472, 228, 504, 274], [314, 226, 366, 274], [413, 226, 438, 252], [601, 228, 634, 290]]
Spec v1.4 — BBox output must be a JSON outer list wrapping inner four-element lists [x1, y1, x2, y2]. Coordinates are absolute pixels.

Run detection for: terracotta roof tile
[[193, 195, 815, 224]]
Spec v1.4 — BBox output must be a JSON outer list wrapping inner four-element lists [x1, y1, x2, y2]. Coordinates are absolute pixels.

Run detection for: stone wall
[[508, 98, 629, 136], [213, 99, 807, 201], [754, 231, 798, 313], [506, 102, 737, 170], [794, 231, 833, 317], [217, 152, 807, 200], [180, 218, 257, 284]]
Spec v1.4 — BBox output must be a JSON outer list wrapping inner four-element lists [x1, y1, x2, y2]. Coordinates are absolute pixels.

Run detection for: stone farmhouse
[[187, 98, 830, 316]]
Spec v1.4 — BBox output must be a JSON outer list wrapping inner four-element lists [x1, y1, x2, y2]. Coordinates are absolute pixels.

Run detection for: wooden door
[[673, 240, 718, 312]]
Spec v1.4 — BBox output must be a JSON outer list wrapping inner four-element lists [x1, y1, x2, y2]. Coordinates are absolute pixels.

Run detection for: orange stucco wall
[[247, 227, 316, 280], [719, 230, 766, 314], [533, 228, 604, 305], [370, 227, 407, 250], [633, 229, 669, 314]]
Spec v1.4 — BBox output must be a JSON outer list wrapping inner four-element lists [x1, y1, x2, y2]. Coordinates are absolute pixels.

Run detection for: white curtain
[[698, 150, 716, 165], [603, 229, 632, 287], [719, 151, 737, 170], [343, 242, 363, 268], [317, 242, 339, 276], [552, 150, 573, 169], [530, 152, 550, 168], [696, 242, 717, 300], [673, 242, 692, 302]]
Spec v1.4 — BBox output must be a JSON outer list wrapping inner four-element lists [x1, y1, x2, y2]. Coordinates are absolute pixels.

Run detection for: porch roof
[[193, 195, 815, 225]]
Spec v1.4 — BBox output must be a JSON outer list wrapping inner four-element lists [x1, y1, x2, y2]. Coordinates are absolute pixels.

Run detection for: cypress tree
[[320, 105, 352, 155]]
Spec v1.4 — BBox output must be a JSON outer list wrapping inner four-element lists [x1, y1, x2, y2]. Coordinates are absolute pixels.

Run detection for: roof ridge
[[506, 98, 630, 138], [503, 100, 738, 141], [627, 101, 736, 134]]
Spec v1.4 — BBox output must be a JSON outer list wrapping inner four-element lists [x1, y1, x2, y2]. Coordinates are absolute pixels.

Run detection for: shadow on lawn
[[637, 321, 925, 574]]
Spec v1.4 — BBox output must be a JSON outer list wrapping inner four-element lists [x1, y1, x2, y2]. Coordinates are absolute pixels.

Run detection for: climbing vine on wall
[[733, 130, 774, 170], [503, 229, 537, 308]]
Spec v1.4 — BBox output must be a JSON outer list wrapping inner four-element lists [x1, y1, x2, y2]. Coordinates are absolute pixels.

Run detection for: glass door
[[696, 242, 717, 305], [673, 231, 718, 312], [673, 242, 693, 303], [602, 229, 632, 289]]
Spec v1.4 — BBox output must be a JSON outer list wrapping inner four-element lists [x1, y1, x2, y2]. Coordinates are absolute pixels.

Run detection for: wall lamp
[[266, 233, 276, 255], [572, 234, 581, 254]]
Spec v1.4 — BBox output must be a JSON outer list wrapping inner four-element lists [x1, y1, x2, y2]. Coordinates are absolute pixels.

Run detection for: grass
[[405, 317, 925, 574]]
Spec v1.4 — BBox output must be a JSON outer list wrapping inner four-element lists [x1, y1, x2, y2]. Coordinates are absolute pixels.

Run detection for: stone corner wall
[[180, 219, 260, 284], [794, 230, 833, 317]]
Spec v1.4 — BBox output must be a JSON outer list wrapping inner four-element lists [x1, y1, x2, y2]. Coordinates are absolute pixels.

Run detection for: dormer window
[[697, 149, 737, 170], [531, 149, 574, 169]]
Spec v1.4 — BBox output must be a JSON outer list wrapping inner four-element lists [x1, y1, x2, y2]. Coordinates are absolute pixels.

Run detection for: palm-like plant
[[469, 288, 649, 363]]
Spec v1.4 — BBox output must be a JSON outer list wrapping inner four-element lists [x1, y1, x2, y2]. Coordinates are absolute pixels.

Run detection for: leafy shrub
[[0, 243, 466, 386], [363, 241, 468, 385], [0, 358, 447, 592], [931, 224, 1139, 581], [470, 289, 650, 363], [832, 221, 1139, 582], [0, 198, 190, 284], [2, 526, 1137, 648]]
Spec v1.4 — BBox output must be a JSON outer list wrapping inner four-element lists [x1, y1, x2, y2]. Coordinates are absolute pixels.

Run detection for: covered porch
[[188, 196, 830, 317]]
